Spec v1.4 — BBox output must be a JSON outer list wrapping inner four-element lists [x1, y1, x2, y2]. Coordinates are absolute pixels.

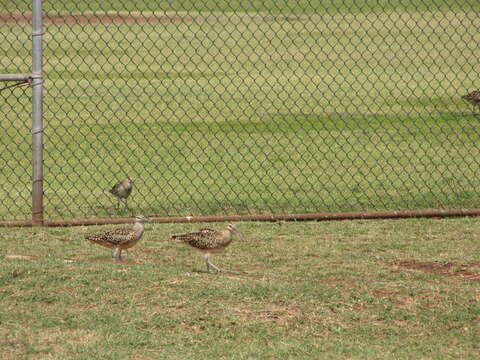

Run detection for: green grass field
[[1, 217, 479, 359], [1, 1, 479, 221]]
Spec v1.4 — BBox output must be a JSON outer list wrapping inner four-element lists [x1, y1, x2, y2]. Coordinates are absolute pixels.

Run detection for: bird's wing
[[109, 181, 123, 194], [85, 227, 133, 245], [171, 228, 218, 248], [108, 228, 135, 244]]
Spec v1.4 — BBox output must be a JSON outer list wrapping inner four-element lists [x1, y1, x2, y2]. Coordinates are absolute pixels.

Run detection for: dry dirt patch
[[388, 260, 480, 282]]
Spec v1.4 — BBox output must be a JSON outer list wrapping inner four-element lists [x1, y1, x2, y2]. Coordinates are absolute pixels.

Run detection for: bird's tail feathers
[[84, 233, 99, 241]]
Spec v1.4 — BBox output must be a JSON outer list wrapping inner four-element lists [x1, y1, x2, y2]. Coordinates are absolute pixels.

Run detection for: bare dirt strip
[[1, 12, 198, 25], [0, 11, 296, 25]]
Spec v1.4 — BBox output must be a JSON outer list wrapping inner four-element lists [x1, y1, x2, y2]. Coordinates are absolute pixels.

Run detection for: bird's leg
[[204, 253, 221, 272], [203, 253, 210, 272], [112, 248, 122, 261]]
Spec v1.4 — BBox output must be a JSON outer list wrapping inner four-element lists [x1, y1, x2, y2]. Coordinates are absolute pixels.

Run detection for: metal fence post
[[31, 0, 44, 225]]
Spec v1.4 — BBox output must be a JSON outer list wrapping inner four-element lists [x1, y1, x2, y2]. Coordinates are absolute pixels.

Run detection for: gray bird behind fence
[[110, 176, 133, 210], [85, 215, 149, 261], [462, 90, 480, 109], [170, 223, 245, 272]]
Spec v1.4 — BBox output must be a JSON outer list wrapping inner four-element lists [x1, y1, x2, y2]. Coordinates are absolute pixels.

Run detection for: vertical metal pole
[[32, 0, 44, 225]]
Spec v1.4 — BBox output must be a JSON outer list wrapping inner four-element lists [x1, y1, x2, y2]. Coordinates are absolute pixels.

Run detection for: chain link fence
[[1, 0, 479, 222], [1, 81, 32, 221]]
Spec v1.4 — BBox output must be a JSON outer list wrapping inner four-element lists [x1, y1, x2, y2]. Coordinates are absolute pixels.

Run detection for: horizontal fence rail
[[2, 208, 480, 227], [1, 1, 479, 225], [0, 74, 32, 82]]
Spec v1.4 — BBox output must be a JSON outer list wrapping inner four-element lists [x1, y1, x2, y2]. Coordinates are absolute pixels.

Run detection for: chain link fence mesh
[[1, 1, 479, 221], [1, 4, 32, 221]]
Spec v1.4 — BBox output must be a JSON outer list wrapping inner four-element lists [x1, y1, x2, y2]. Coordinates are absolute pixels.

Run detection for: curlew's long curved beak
[[236, 229, 245, 240]]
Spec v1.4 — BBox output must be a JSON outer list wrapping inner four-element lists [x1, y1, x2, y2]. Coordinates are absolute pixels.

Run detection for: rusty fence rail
[[1, 208, 480, 228], [1, 1, 479, 225]]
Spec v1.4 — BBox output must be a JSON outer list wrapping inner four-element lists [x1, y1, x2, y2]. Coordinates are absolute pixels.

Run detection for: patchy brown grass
[[1, 218, 479, 359], [232, 302, 303, 325]]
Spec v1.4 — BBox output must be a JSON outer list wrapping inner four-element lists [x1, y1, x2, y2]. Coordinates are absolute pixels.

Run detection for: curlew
[[170, 223, 245, 272], [85, 215, 148, 260], [462, 90, 480, 109], [110, 177, 133, 210]]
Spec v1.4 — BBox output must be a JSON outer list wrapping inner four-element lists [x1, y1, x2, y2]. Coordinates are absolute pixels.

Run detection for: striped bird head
[[135, 215, 149, 223]]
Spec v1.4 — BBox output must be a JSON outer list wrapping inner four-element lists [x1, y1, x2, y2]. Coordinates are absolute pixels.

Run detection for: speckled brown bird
[[170, 223, 245, 272], [462, 90, 480, 109], [109, 177, 133, 210], [85, 215, 148, 260]]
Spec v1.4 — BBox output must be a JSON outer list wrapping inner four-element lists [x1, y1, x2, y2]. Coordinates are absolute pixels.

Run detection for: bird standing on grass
[[85, 215, 149, 261], [170, 223, 245, 272], [110, 177, 133, 210], [462, 90, 480, 109]]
